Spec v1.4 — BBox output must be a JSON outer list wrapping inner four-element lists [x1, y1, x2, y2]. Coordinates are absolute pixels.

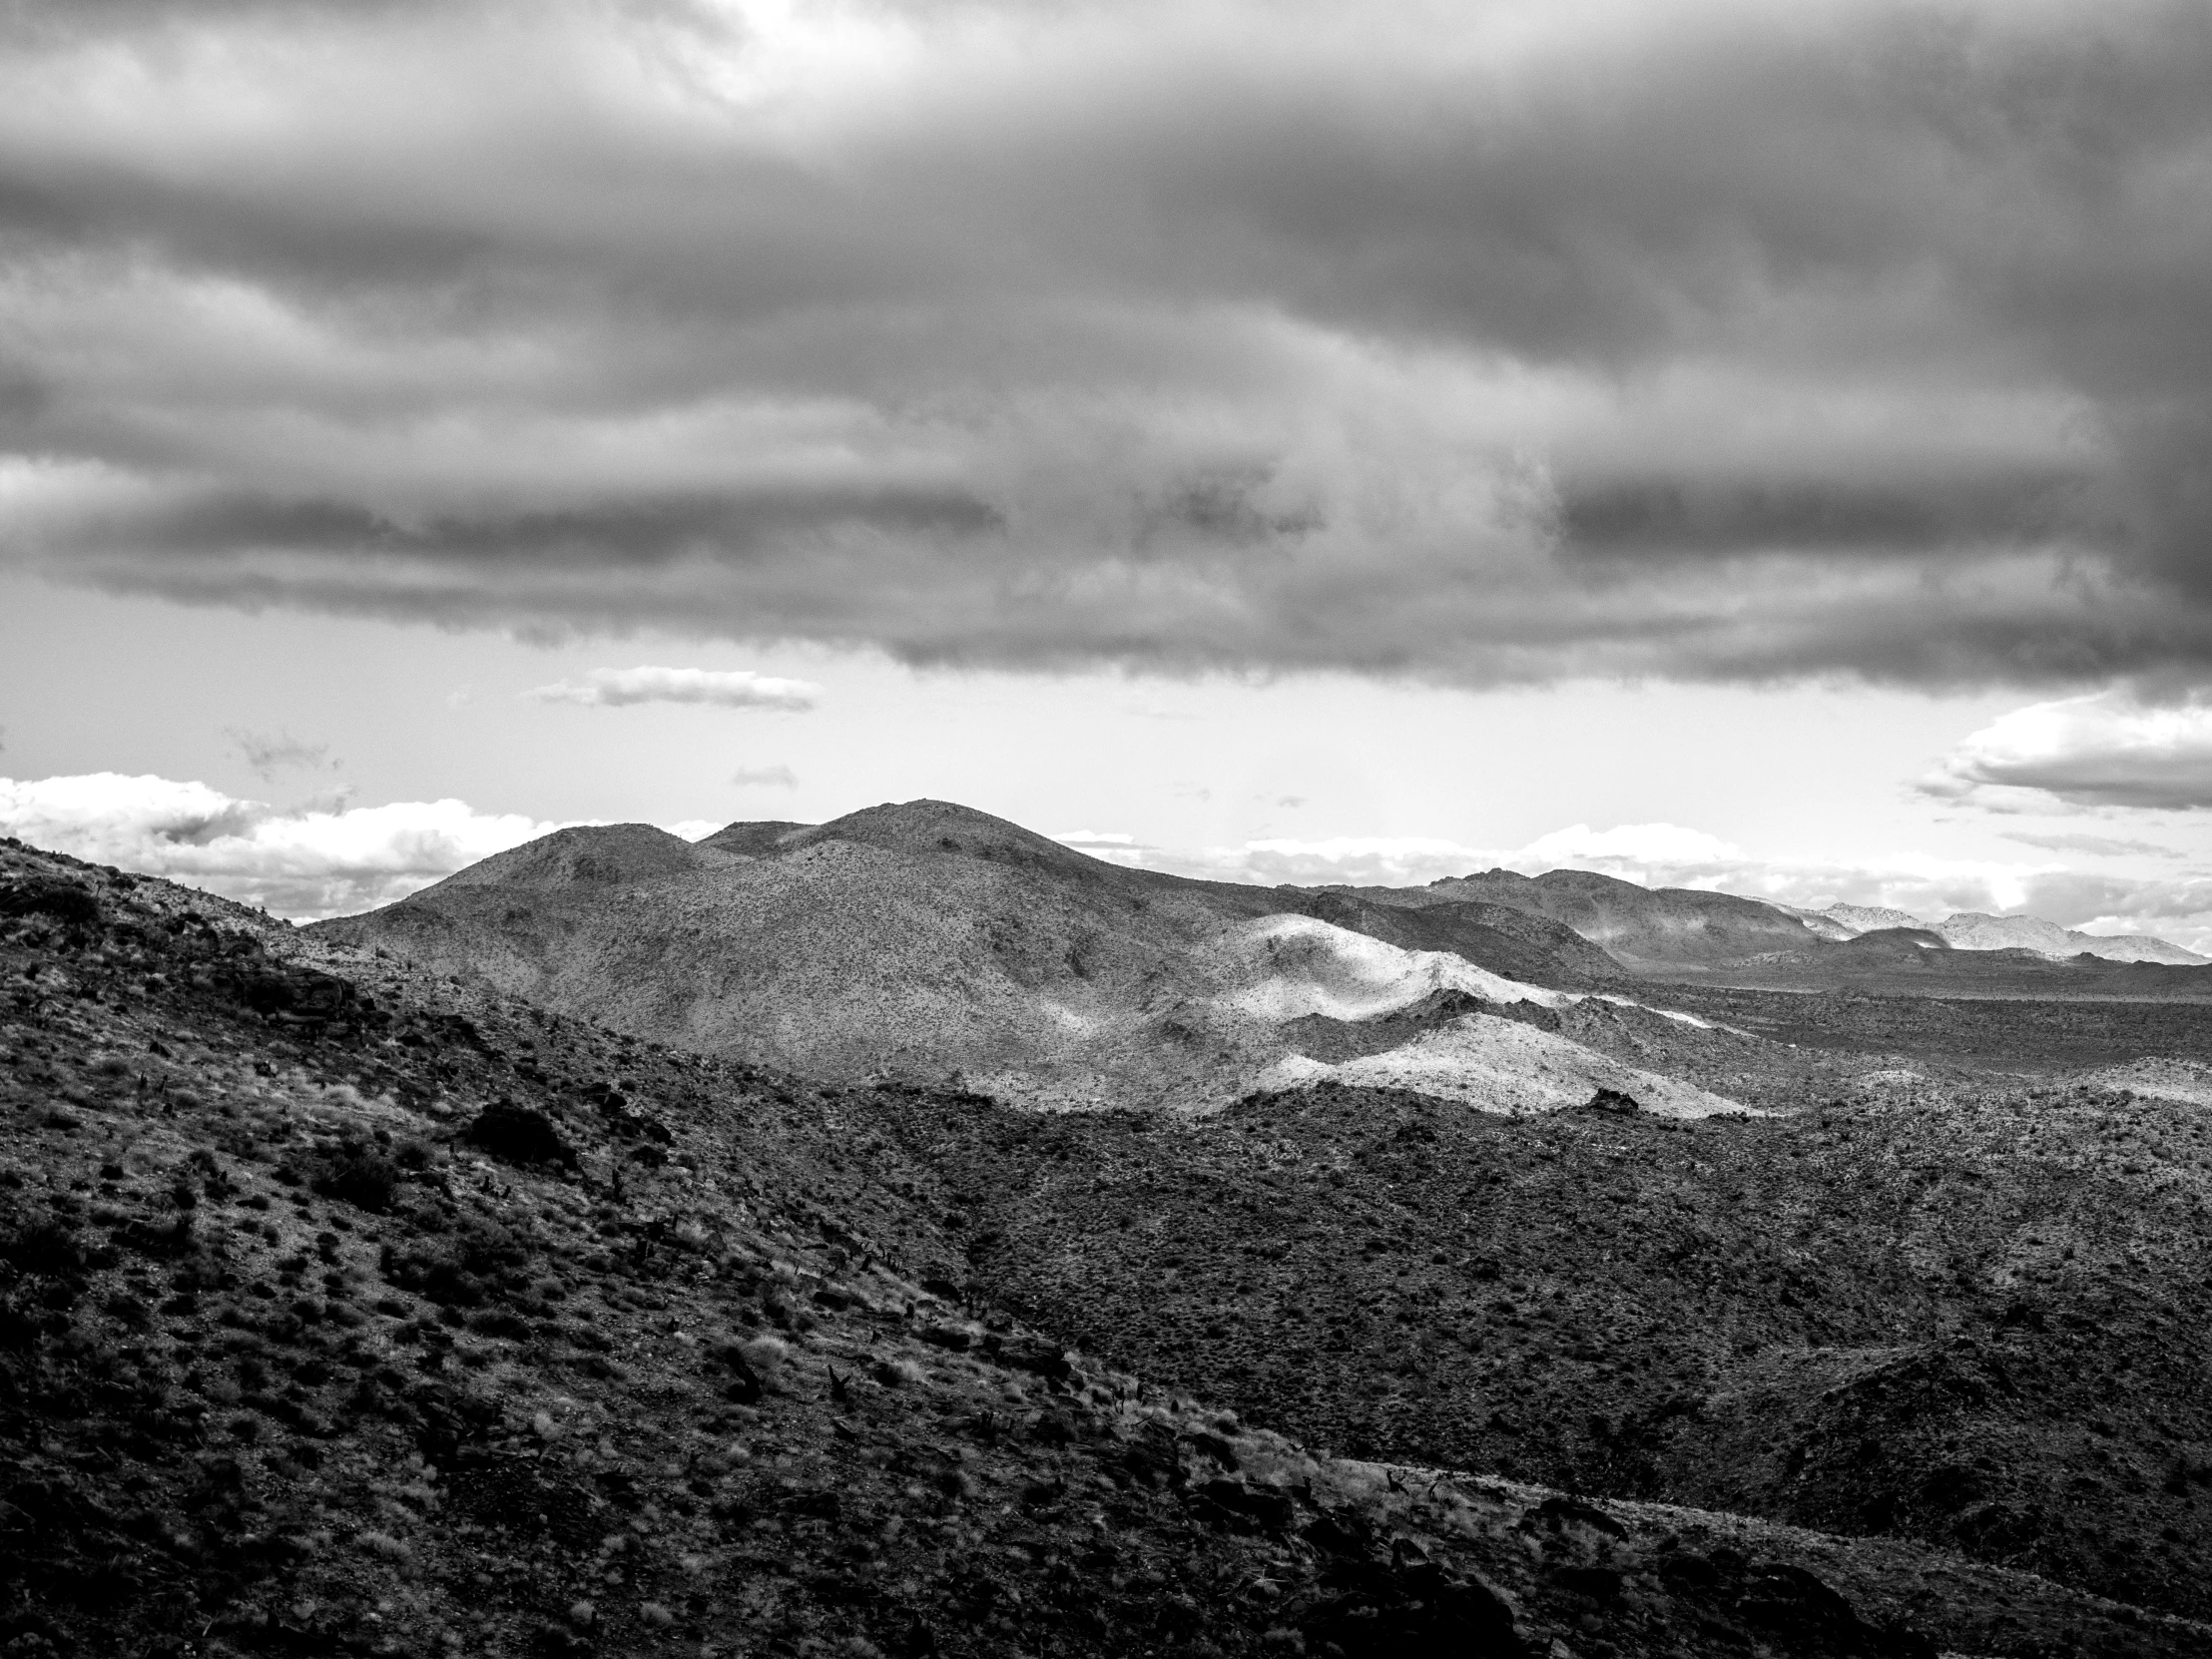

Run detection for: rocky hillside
[[16, 842, 2210, 1657], [883, 1067, 2212, 1629]]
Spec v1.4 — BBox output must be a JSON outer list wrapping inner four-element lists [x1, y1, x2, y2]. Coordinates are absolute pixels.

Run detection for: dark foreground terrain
[[4, 836, 2210, 1659]]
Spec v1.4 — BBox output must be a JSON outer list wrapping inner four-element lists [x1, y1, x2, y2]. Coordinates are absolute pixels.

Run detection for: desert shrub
[[740, 1335, 791, 1376], [463, 1102, 577, 1170], [466, 1308, 534, 1341], [380, 1217, 533, 1308], [306, 1141, 402, 1212], [0, 877, 100, 927], [3, 1218, 86, 1280], [119, 1212, 195, 1260]]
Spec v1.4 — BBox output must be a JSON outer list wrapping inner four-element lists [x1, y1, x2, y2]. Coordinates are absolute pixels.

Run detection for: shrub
[[0, 877, 100, 927], [380, 1218, 533, 1308], [2, 1218, 86, 1280], [307, 1142, 402, 1212], [741, 1335, 791, 1376], [463, 1102, 577, 1170]]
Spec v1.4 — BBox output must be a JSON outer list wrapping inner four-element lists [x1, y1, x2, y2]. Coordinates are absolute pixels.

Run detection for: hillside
[[17, 842, 2212, 1656], [878, 1063, 2212, 1631], [1369, 870, 1829, 969], [1296, 891, 1625, 989]]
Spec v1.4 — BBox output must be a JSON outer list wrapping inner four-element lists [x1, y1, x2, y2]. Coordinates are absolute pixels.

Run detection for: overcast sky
[[2, 0, 2209, 944]]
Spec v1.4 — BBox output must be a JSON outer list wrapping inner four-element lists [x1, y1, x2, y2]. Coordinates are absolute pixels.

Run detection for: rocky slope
[[888, 1068, 2212, 1631], [16, 842, 2208, 1657]]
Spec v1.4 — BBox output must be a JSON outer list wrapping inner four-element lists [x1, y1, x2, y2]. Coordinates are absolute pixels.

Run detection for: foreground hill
[[891, 1068, 2212, 1628], [17, 841, 2208, 1656], [312, 803, 1743, 1115]]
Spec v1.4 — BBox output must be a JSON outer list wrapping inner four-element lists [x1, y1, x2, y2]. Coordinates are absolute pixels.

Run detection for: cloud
[[1051, 830, 1150, 865], [1999, 830, 2183, 857], [526, 667, 821, 712], [4, 2, 2212, 684], [228, 727, 334, 780], [0, 772, 576, 918], [1921, 691, 2212, 810], [731, 765, 798, 788]]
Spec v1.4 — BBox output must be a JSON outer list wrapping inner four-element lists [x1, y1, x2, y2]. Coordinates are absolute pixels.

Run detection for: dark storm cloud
[[1557, 470, 2102, 560], [6, 0, 2212, 685]]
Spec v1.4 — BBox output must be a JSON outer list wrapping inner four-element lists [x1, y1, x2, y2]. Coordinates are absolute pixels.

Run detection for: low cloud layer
[[1922, 691, 2212, 810], [4, 2, 2212, 684], [526, 667, 822, 712], [0, 773, 571, 918]]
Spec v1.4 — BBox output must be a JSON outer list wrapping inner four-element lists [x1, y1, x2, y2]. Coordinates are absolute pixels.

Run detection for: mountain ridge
[[315, 802, 1717, 1114]]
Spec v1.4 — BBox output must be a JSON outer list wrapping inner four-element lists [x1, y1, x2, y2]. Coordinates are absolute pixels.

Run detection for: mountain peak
[[697, 819, 815, 856], [779, 799, 1115, 874], [422, 822, 706, 892]]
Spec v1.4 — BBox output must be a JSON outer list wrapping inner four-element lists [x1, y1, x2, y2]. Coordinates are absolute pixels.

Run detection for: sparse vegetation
[[2, 834, 2207, 1658]]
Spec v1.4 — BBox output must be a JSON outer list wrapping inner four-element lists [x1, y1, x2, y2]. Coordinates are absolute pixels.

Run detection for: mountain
[[1804, 902, 2206, 965], [312, 802, 1738, 1115], [1820, 903, 1926, 934], [1929, 911, 2208, 965], [1295, 889, 1626, 987], [1363, 867, 1829, 967], [1781, 903, 2200, 970], [1342, 881, 2207, 973]]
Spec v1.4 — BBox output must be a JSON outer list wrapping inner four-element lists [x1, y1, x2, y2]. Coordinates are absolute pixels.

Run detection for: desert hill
[[1806, 903, 2207, 966], [1819, 903, 1927, 935], [696, 820, 815, 856], [1295, 890, 1625, 989], [1331, 867, 2205, 975], [1353, 868, 1832, 968], [430, 822, 730, 890], [6, 837, 2209, 1657], [1921, 910, 2206, 965], [316, 802, 1745, 1116]]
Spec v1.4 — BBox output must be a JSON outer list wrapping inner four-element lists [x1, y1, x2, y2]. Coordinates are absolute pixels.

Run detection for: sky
[[1, 0, 2210, 946]]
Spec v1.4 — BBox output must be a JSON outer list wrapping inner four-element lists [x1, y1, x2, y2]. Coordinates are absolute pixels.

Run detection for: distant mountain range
[[306, 798, 2212, 1122], [1922, 910, 2196, 963], [313, 801, 1749, 1114]]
